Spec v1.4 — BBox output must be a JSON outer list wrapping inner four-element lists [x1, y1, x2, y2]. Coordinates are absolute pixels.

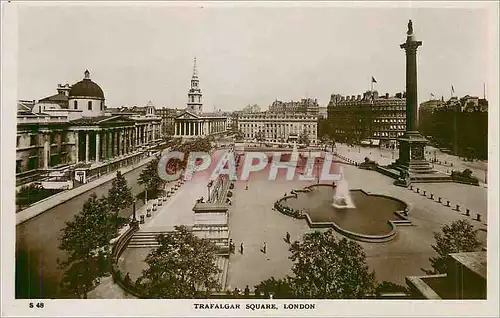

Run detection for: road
[[15, 162, 150, 299]]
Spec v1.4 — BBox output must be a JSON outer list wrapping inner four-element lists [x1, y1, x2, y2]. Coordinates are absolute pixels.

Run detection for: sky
[[17, 3, 492, 111]]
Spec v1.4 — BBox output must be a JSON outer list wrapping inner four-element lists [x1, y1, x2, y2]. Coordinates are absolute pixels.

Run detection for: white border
[[1, 1, 499, 317]]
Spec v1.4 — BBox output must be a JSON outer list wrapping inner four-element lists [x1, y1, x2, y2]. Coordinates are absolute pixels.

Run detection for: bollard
[[430, 194, 434, 199], [410, 185, 413, 190], [423, 190, 426, 196], [140, 215, 145, 224], [446, 200, 450, 207], [455, 204, 460, 211], [438, 197, 442, 203], [416, 188, 420, 193], [476, 214, 481, 221], [146, 208, 151, 217], [466, 209, 470, 216]]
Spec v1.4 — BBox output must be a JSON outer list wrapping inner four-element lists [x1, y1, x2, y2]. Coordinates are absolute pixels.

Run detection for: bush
[[451, 168, 479, 185], [16, 183, 63, 207]]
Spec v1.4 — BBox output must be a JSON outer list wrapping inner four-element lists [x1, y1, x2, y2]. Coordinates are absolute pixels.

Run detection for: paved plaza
[[224, 158, 487, 288], [117, 149, 231, 281], [110, 145, 487, 295], [334, 142, 488, 185]]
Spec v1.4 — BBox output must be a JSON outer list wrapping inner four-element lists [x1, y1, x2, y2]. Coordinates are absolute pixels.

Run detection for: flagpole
[[370, 77, 373, 92]]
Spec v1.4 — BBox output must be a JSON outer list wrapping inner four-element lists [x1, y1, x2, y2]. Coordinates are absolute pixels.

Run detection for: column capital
[[400, 40, 422, 53]]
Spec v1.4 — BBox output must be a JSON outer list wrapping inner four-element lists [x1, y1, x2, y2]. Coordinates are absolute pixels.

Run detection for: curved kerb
[[276, 184, 411, 243]]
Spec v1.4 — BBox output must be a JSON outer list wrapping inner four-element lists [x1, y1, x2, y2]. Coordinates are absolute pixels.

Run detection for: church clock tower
[[186, 57, 203, 114]]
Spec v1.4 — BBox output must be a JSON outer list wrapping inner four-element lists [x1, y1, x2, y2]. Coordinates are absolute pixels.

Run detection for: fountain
[[332, 166, 356, 209]]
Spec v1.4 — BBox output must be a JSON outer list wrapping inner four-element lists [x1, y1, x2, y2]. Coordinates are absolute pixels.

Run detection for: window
[[16, 136, 20, 148], [30, 135, 37, 146], [74, 101, 78, 109], [88, 101, 92, 110], [101, 101, 104, 110]]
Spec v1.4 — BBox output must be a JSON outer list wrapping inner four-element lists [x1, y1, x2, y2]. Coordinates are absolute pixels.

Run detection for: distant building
[[327, 91, 406, 147], [269, 98, 319, 115], [318, 106, 328, 119], [419, 95, 488, 159], [237, 112, 318, 145], [112, 102, 182, 138], [173, 58, 228, 139], [16, 70, 163, 186]]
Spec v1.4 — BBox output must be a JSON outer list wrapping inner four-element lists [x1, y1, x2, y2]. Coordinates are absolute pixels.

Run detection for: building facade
[[327, 91, 406, 147], [16, 70, 163, 185], [269, 98, 319, 115], [237, 112, 318, 145], [418, 95, 488, 159], [174, 58, 228, 139]]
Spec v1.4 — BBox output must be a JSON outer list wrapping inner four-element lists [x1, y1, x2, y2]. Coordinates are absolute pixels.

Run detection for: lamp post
[[131, 199, 138, 227], [207, 180, 213, 203], [316, 157, 321, 184]]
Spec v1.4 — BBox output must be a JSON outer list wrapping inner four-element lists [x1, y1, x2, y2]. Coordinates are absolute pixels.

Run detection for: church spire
[[187, 57, 202, 114], [192, 57, 198, 79]]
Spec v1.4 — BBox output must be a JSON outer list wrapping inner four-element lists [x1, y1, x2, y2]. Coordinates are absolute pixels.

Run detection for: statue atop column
[[407, 19, 413, 35]]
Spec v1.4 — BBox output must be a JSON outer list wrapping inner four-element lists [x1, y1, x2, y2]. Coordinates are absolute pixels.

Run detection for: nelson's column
[[393, 20, 450, 184]]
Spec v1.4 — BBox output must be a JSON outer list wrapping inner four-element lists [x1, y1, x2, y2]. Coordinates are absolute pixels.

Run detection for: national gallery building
[[16, 70, 163, 186]]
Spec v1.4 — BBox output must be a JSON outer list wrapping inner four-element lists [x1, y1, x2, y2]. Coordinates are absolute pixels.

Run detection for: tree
[[288, 229, 375, 298], [235, 129, 244, 141], [107, 170, 133, 226], [254, 277, 294, 299], [138, 156, 163, 199], [375, 281, 408, 296], [136, 226, 221, 298], [255, 130, 265, 145], [298, 130, 310, 146], [424, 219, 482, 275], [59, 193, 118, 298]]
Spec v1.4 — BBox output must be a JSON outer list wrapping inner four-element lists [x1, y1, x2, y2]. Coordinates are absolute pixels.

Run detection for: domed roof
[[69, 70, 104, 99]]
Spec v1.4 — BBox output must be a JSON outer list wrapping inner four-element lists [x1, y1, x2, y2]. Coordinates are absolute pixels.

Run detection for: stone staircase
[[382, 162, 453, 183], [127, 227, 230, 253], [194, 255, 229, 292], [127, 231, 161, 248]]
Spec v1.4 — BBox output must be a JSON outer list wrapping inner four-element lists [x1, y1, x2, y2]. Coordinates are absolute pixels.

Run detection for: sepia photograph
[[1, 1, 498, 317]]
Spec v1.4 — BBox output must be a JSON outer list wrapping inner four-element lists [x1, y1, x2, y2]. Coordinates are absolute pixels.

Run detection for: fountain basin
[[275, 184, 410, 242]]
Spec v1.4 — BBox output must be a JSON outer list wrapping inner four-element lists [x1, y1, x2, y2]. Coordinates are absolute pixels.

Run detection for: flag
[[451, 85, 455, 93], [431, 93, 435, 97], [371, 76, 377, 83]]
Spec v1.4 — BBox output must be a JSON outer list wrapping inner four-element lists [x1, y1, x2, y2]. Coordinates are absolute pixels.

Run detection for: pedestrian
[[240, 242, 244, 254], [286, 232, 291, 243], [262, 242, 267, 254], [124, 272, 131, 285], [245, 184, 248, 190], [244, 285, 250, 297], [229, 239, 234, 253]]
